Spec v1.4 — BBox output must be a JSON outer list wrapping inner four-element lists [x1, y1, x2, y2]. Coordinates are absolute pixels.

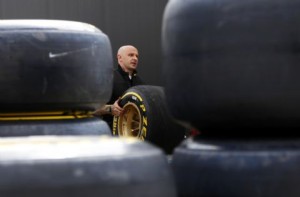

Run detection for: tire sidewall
[[112, 91, 148, 140]]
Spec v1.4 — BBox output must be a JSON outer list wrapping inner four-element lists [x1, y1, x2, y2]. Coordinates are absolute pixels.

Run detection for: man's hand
[[111, 99, 123, 116]]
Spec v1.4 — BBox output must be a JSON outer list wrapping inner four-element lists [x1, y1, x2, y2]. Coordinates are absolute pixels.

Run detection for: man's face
[[119, 47, 139, 73]]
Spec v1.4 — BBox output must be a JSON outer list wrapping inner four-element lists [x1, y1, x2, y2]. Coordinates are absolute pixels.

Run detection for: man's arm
[[93, 99, 124, 117], [92, 105, 112, 116]]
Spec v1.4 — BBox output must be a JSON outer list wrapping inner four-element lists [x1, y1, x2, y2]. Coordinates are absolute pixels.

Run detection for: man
[[93, 45, 144, 127]]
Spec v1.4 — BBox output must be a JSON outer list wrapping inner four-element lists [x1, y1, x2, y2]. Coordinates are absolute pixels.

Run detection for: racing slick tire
[[172, 137, 300, 197], [113, 85, 186, 154], [162, 0, 300, 136], [0, 136, 177, 197], [0, 20, 113, 112], [0, 117, 111, 137]]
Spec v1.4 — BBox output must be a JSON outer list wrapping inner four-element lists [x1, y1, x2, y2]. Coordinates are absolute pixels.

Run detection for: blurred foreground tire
[[172, 137, 300, 197], [162, 0, 300, 136], [113, 85, 186, 154], [0, 136, 177, 197], [0, 20, 113, 112]]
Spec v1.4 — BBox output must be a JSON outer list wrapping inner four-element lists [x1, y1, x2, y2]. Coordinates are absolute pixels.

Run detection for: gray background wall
[[0, 0, 168, 85]]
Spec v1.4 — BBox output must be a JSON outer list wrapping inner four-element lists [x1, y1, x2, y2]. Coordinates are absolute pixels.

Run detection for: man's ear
[[117, 54, 121, 60]]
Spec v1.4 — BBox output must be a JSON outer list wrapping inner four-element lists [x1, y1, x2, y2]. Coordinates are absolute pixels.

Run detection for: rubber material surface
[[0, 117, 111, 137], [172, 136, 300, 197], [0, 136, 176, 197], [0, 20, 113, 112], [162, 0, 300, 136]]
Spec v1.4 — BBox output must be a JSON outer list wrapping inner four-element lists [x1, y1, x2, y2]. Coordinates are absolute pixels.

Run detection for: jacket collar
[[118, 64, 137, 77]]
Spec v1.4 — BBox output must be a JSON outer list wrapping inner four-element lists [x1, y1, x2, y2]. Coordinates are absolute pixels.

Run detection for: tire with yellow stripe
[[0, 136, 177, 196], [113, 85, 185, 154]]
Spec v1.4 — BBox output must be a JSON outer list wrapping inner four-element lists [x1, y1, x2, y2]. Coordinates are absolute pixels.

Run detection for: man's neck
[[119, 64, 133, 75]]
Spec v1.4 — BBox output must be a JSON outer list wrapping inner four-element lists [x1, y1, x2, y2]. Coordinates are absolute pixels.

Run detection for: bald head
[[117, 45, 137, 56], [117, 45, 139, 74]]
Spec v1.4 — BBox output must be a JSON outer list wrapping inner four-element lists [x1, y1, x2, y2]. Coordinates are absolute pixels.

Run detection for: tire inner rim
[[118, 102, 142, 138]]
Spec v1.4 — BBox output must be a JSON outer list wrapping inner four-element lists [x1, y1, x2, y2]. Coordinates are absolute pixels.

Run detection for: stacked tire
[[0, 20, 113, 136], [0, 20, 177, 196], [162, 0, 300, 196], [0, 136, 177, 197]]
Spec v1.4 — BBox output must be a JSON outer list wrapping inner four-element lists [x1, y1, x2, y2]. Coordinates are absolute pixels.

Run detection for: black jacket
[[108, 65, 144, 104], [103, 65, 144, 126]]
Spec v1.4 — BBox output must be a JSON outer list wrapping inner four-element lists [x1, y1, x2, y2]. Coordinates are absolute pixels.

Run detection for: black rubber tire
[[0, 20, 113, 112], [113, 85, 186, 154], [162, 0, 300, 136], [172, 136, 300, 197], [0, 117, 111, 137], [0, 136, 176, 197]]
